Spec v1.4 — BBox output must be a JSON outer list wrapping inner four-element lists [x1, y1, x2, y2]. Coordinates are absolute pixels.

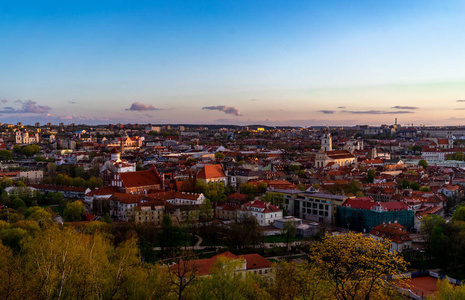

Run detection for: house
[[111, 167, 163, 194], [370, 223, 412, 252], [146, 191, 206, 206], [238, 200, 282, 226], [109, 193, 144, 220], [215, 203, 240, 220], [84, 186, 120, 213], [134, 200, 166, 226], [197, 164, 228, 185], [170, 251, 272, 277]]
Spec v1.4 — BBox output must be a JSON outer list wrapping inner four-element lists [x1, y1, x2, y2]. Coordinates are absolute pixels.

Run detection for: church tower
[[321, 131, 332, 152], [15, 130, 22, 144]]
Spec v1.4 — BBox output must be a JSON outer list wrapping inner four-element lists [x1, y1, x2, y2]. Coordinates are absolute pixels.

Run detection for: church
[[314, 131, 356, 168]]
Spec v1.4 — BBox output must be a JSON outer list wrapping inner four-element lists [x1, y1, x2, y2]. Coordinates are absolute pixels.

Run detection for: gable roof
[[119, 169, 162, 188], [197, 164, 226, 180], [170, 251, 272, 276]]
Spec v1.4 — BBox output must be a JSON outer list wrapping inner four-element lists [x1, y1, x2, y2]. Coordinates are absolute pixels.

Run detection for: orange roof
[[119, 169, 162, 188], [197, 164, 226, 180], [171, 251, 272, 276], [109, 193, 144, 204], [370, 223, 411, 244]]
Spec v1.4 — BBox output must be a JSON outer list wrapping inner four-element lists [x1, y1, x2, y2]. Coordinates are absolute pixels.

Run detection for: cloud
[[318, 110, 335, 114], [0, 100, 51, 114], [202, 105, 242, 116], [391, 106, 419, 110], [126, 101, 161, 111], [337, 106, 346, 109], [456, 100, 465, 102], [250, 99, 259, 102], [454, 108, 465, 110], [341, 110, 414, 114], [1, 99, 7, 104], [68, 101, 77, 104]]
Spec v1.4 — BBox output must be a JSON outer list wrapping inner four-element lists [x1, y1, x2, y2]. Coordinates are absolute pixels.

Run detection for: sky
[[1, 0, 465, 126]]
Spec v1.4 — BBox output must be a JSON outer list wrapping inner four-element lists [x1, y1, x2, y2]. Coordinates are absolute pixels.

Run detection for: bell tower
[[321, 131, 332, 152]]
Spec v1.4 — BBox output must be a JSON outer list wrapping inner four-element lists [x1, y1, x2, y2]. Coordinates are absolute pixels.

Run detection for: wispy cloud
[[1, 99, 8, 104], [454, 108, 465, 110], [68, 101, 77, 104], [342, 110, 414, 114], [456, 100, 465, 102], [337, 106, 346, 109], [391, 106, 419, 110], [126, 101, 161, 111], [202, 105, 242, 116], [0, 100, 51, 114], [318, 110, 335, 114]]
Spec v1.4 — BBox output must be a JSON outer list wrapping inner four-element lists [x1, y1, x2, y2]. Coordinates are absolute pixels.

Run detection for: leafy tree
[[420, 186, 430, 192], [26, 207, 53, 227], [269, 261, 329, 300], [0, 150, 12, 161], [1, 177, 13, 188], [194, 256, 265, 299], [451, 206, 465, 222], [63, 200, 85, 222], [214, 152, 225, 160], [418, 159, 428, 169], [12, 145, 22, 154], [167, 251, 199, 300], [346, 180, 361, 195], [412, 145, 422, 153], [312, 232, 407, 300], [199, 198, 213, 221], [282, 220, 297, 250], [366, 168, 376, 183], [431, 278, 465, 299], [10, 197, 26, 210], [410, 181, 420, 191], [420, 214, 446, 257], [22, 144, 41, 157]]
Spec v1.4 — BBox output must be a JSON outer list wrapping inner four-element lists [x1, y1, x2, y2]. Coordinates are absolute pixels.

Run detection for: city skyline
[[2, 1, 465, 126]]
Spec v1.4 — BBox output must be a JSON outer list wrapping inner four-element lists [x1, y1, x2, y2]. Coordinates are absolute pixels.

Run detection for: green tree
[[26, 207, 53, 227], [0, 150, 12, 161], [451, 206, 465, 222], [214, 152, 225, 160], [412, 145, 422, 153], [410, 181, 420, 191], [420, 186, 431, 192], [63, 201, 85, 222], [12, 145, 22, 154], [282, 220, 297, 250], [269, 261, 329, 300], [366, 168, 376, 183], [312, 232, 407, 300], [22, 144, 41, 157], [418, 159, 428, 169], [194, 256, 265, 300]]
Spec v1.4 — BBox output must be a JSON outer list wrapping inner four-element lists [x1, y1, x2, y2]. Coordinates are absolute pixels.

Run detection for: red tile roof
[[370, 223, 412, 244], [119, 169, 162, 188], [342, 197, 409, 211], [197, 164, 226, 180], [170, 251, 272, 276]]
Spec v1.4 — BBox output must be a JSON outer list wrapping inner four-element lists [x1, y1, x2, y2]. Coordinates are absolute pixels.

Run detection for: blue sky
[[1, 0, 465, 126]]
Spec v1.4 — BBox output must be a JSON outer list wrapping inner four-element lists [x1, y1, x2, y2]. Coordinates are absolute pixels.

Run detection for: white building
[[238, 200, 283, 226]]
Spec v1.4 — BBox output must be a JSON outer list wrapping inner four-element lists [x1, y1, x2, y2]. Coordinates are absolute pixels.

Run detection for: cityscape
[[2, 1, 465, 299]]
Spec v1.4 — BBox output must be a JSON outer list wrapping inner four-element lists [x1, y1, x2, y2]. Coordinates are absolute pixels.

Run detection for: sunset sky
[[1, 1, 465, 126]]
